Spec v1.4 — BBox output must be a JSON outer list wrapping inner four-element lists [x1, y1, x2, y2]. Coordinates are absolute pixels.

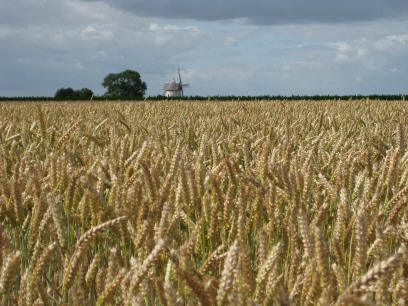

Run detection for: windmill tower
[[163, 68, 190, 97]]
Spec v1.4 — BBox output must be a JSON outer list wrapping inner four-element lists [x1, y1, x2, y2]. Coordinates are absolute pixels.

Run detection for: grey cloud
[[83, 0, 408, 24]]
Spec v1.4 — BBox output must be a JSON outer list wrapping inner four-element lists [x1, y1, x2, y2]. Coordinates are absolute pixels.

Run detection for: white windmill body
[[163, 69, 189, 97]]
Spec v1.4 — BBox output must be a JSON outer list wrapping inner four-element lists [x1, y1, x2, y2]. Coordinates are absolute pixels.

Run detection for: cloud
[[82, 0, 408, 25], [333, 42, 351, 53], [80, 26, 113, 41], [330, 34, 408, 66], [146, 22, 201, 46]]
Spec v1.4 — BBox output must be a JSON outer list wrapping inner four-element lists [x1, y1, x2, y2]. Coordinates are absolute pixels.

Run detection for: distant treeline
[[0, 94, 406, 102]]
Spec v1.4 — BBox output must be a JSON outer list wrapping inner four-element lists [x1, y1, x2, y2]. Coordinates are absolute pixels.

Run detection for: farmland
[[0, 99, 408, 305]]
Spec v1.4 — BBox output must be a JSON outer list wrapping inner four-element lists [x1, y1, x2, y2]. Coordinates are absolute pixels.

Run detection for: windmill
[[163, 68, 190, 97]]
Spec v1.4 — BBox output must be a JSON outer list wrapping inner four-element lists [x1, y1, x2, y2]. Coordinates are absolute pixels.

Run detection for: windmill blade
[[180, 83, 184, 96], [182, 83, 190, 88], [178, 68, 182, 84]]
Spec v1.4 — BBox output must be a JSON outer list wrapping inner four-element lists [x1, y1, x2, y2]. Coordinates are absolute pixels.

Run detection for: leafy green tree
[[76, 88, 94, 100], [55, 88, 75, 100], [55, 87, 94, 100], [102, 70, 147, 99]]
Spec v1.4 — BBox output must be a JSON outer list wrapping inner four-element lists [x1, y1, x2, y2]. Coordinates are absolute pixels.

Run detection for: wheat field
[[0, 99, 408, 305]]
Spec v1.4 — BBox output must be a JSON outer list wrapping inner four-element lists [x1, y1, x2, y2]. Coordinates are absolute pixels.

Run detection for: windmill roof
[[163, 82, 180, 91]]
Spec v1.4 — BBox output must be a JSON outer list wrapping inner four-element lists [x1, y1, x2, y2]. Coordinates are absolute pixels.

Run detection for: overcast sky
[[1, 0, 408, 96]]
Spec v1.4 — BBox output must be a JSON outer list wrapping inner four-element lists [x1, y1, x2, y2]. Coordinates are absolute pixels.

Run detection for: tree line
[[1, 95, 406, 102]]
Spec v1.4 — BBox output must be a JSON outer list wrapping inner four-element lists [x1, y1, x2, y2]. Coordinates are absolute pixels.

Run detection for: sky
[[1, 0, 408, 97]]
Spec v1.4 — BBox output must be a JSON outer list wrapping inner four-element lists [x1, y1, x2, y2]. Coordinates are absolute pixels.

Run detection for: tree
[[55, 88, 75, 100], [76, 88, 93, 100], [54, 87, 94, 100], [102, 70, 147, 99]]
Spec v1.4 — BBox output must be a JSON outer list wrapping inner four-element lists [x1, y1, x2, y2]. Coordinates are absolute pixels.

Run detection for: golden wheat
[[0, 99, 407, 305]]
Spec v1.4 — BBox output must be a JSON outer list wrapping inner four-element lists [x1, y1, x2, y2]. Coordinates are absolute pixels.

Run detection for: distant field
[[0, 100, 408, 305]]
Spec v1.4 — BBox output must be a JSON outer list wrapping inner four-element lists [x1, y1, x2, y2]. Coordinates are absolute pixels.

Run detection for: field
[[0, 99, 408, 305]]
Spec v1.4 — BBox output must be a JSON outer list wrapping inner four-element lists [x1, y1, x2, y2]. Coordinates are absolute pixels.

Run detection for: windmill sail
[[178, 68, 184, 96]]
